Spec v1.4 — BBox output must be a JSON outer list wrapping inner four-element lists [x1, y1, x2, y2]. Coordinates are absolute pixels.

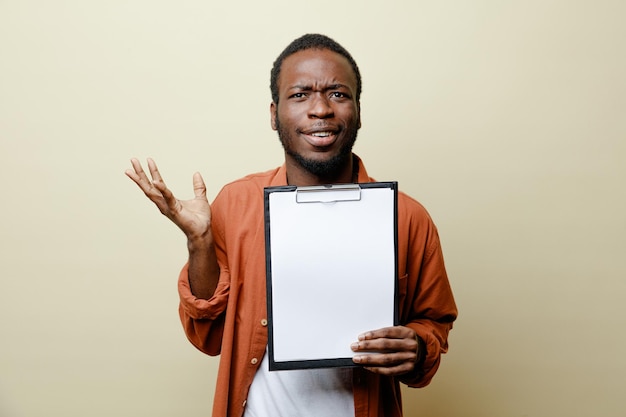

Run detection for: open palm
[[125, 158, 212, 240]]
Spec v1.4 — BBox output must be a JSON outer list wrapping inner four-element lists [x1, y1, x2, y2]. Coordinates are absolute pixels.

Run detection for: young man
[[126, 34, 457, 417]]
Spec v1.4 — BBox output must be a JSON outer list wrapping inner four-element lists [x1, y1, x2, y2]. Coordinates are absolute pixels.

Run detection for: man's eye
[[331, 92, 348, 98], [291, 93, 306, 99]]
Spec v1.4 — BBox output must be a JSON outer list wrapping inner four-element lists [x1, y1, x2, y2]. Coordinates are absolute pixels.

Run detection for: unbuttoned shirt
[[177, 155, 458, 417]]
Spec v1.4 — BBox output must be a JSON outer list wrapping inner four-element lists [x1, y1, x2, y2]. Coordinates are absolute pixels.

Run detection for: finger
[[147, 158, 164, 183], [351, 336, 418, 354], [154, 179, 180, 214], [352, 326, 418, 353], [124, 168, 140, 184], [143, 158, 173, 199], [146, 158, 179, 209], [358, 326, 414, 341], [361, 362, 415, 376], [126, 159, 156, 194], [192, 172, 207, 199], [130, 158, 150, 180], [151, 170, 200, 214], [352, 352, 417, 375], [354, 352, 416, 367]]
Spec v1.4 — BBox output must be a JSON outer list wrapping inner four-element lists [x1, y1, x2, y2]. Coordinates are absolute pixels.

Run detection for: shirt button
[[260, 319, 268, 326], [251, 357, 258, 365]]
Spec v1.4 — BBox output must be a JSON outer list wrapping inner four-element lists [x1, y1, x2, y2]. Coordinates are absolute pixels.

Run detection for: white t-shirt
[[243, 351, 354, 417]]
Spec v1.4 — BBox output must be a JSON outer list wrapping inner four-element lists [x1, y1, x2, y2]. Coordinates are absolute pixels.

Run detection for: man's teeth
[[310, 132, 333, 137]]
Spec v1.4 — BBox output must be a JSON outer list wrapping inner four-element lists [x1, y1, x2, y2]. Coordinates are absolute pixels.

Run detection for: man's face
[[271, 48, 361, 179]]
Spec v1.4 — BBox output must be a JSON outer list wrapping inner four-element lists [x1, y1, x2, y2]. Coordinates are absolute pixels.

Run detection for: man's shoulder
[[224, 167, 282, 190], [397, 190, 434, 224], [213, 166, 282, 205]]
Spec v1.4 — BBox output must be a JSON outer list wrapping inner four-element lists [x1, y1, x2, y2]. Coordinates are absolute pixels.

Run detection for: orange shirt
[[178, 156, 457, 417]]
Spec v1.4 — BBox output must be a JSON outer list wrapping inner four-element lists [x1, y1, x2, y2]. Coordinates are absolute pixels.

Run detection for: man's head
[[270, 34, 362, 105], [270, 34, 362, 183]]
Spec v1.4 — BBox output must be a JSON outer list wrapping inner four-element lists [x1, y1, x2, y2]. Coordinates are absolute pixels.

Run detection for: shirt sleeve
[[177, 192, 232, 356], [178, 262, 230, 355], [399, 207, 458, 387]]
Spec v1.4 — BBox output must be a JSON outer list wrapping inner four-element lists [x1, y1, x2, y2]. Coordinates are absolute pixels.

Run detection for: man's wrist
[[187, 232, 214, 252]]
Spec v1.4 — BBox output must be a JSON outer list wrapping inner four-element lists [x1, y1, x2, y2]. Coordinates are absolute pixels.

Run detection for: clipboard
[[264, 182, 399, 370]]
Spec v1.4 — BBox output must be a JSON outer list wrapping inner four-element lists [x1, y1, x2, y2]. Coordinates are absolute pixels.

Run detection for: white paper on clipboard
[[264, 182, 398, 370]]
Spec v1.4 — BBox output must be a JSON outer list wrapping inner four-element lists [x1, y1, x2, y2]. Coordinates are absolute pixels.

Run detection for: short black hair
[[270, 34, 362, 104]]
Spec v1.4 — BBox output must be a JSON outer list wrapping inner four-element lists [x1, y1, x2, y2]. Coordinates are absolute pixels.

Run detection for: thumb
[[192, 172, 207, 199]]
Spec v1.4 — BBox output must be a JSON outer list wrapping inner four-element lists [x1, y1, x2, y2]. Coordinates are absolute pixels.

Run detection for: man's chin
[[290, 151, 351, 178]]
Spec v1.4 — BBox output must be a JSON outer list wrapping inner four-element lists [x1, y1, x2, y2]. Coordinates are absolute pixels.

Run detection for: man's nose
[[308, 94, 334, 118]]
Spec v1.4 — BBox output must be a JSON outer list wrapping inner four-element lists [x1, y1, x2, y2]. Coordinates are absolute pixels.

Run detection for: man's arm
[[125, 158, 219, 299]]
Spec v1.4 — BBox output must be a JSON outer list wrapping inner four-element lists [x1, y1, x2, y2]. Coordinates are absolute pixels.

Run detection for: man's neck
[[285, 155, 356, 186]]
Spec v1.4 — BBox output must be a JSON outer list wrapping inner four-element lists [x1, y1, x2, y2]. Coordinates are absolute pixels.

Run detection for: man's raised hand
[[125, 158, 212, 242]]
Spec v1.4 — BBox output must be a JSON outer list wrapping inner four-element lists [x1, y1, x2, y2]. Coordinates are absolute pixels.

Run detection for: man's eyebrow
[[326, 83, 349, 90], [289, 85, 313, 91], [288, 83, 350, 91]]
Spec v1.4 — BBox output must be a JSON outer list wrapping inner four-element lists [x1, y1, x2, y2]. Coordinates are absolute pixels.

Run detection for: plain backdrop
[[1, 1, 625, 416]]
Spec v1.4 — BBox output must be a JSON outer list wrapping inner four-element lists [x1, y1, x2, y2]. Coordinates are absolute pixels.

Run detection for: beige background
[[1, 1, 625, 416]]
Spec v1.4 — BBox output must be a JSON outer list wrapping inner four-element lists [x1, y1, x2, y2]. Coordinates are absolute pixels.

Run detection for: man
[[126, 34, 457, 417]]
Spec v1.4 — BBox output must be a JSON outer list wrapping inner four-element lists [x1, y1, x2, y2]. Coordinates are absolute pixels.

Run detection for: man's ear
[[357, 103, 362, 129], [270, 102, 277, 131]]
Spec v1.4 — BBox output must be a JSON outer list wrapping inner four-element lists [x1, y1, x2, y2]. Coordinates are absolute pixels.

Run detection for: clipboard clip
[[295, 184, 362, 203]]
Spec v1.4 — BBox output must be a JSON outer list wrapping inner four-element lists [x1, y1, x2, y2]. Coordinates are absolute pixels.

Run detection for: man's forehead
[[278, 48, 357, 89]]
